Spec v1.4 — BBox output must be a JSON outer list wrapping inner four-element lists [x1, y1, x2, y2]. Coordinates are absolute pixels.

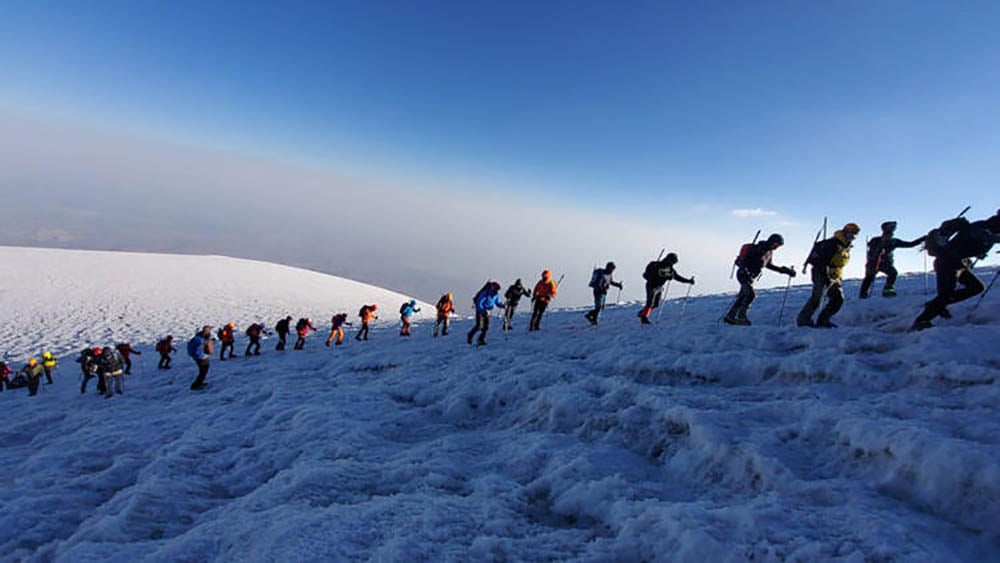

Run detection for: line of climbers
[[3, 211, 997, 397]]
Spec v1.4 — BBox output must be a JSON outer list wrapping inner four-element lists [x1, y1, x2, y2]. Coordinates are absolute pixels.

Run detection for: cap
[[766, 233, 784, 246], [843, 223, 861, 235], [605, 261, 616, 270]]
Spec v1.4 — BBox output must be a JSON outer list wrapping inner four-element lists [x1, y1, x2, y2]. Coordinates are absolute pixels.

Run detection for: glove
[[688, 277, 696, 285], [784, 267, 796, 278]]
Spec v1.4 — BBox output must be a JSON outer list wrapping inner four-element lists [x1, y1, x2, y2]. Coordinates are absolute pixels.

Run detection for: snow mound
[[0, 246, 432, 361]]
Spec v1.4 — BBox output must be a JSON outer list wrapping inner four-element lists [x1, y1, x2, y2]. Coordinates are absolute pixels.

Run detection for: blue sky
[[1, 1, 999, 301]]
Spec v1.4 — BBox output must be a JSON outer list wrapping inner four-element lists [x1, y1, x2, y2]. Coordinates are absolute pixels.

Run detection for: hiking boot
[[724, 316, 750, 326], [882, 288, 897, 297], [939, 307, 952, 319], [815, 319, 837, 328], [477, 339, 487, 347], [467, 333, 474, 345], [797, 318, 814, 328], [640, 316, 651, 325], [910, 320, 933, 332]]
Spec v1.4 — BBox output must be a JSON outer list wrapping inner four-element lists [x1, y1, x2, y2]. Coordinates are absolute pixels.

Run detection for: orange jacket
[[360, 306, 378, 324], [533, 277, 558, 303], [436, 298, 454, 319], [220, 326, 235, 343]]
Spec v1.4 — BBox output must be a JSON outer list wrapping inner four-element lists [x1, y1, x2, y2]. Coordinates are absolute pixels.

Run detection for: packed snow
[[1, 247, 998, 562]]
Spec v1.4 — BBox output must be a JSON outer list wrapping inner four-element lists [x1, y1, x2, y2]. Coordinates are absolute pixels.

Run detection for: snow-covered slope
[[1, 248, 998, 562], [0, 246, 431, 361]]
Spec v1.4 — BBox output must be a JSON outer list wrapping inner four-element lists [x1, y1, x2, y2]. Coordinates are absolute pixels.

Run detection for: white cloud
[[731, 208, 779, 218]]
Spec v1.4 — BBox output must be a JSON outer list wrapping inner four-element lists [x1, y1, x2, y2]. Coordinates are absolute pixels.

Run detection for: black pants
[[220, 341, 235, 359], [467, 311, 490, 344], [798, 269, 844, 325], [191, 359, 210, 389], [434, 317, 450, 336], [727, 270, 756, 319], [914, 259, 984, 324], [158, 352, 171, 369], [529, 300, 549, 331], [245, 337, 261, 356], [28, 376, 40, 396], [122, 357, 133, 375], [860, 261, 898, 298], [294, 334, 306, 350], [356, 323, 370, 341], [43, 366, 54, 384], [502, 301, 520, 330], [276, 331, 288, 350]]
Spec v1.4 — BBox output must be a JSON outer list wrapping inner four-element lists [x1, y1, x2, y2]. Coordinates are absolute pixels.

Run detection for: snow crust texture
[[1, 247, 998, 562]]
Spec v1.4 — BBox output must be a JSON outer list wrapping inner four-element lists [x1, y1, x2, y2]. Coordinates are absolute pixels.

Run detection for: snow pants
[[502, 302, 519, 330], [158, 352, 172, 369], [276, 330, 288, 350], [400, 317, 412, 336], [103, 370, 123, 397], [326, 328, 344, 346], [914, 259, 984, 325], [356, 323, 370, 341], [797, 269, 844, 326], [191, 358, 210, 390], [220, 341, 235, 360], [246, 336, 261, 355], [434, 316, 450, 337], [27, 375, 40, 396], [529, 300, 549, 331], [860, 261, 898, 298], [467, 311, 491, 344], [43, 366, 54, 384], [727, 270, 757, 320]]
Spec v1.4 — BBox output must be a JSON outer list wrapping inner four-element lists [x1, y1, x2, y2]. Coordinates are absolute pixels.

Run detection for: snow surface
[[0, 246, 432, 361], [1, 247, 998, 562]]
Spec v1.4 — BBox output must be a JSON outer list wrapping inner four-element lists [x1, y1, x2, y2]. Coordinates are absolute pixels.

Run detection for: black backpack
[[295, 318, 308, 331], [587, 268, 604, 289], [473, 282, 491, 306], [926, 217, 970, 257], [733, 242, 755, 268], [358, 306, 368, 318]]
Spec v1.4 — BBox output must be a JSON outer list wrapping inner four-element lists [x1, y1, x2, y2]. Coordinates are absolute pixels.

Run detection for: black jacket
[[643, 261, 693, 288], [504, 282, 531, 306], [739, 241, 784, 279], [275, 318, 291, 335], [866, 235, 925, 268]]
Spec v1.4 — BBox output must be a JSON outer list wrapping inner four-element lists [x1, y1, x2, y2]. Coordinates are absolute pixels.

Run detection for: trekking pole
[[777, 274, 793, 326], [923, 250, 929, 296], [677, 279, 694, 323], [655, 280, 672, 321], [967, 269, 1000, 321]]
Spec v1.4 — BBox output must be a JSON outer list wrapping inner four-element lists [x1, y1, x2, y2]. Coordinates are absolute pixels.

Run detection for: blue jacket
[[475, 291, 505, 313], [187, 335, 209, 360], [400, 303, 421, 318]]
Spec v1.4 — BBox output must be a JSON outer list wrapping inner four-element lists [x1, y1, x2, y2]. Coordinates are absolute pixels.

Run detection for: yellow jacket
[[42, 353, 57, 369], [827, 230, 853, 280]]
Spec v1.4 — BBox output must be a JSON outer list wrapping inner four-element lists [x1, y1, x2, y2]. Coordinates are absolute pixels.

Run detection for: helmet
[[93, 347, 103, 355], [28, 357, 38, 366], [766, 234, 784, 246], [664, 252, 678, 264], [446, 293, 453, 300], [605, 261, 616, 270], [166, 335, 173, 340], [542, 269, 551, 279], [515, 278, 522, 285], [410, 299, 417, 306], [42, 351, 52, 359], [371, 304, 378, 311], [843, 223, 861, 235], [881, 221, 897, 232], [227, 322, 235, 329]]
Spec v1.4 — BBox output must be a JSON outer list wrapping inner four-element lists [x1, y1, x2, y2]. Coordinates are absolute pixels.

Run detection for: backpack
[[805, 240, 825, 266], [400, 303, 408, 315], [358, 306, 368, 318], [216, 328, 224, 341], [187, 336, 203, 359], [155, 340, 166, 353], [926, 217, 970, 257], [295, 318, 308, 331], [473, 282, 491, 306], [587, 268, 603, 289], [734, 242, 754, 267]]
